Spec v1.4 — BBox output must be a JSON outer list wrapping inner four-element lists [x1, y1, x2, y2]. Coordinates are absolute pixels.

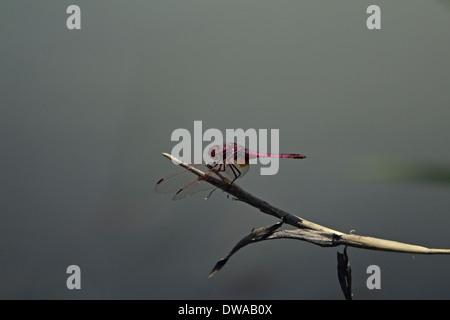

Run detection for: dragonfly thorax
[[208, 143, 250, 165]]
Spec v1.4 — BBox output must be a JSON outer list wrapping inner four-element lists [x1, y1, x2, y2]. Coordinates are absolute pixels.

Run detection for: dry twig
[[161, 152, 450, 298]]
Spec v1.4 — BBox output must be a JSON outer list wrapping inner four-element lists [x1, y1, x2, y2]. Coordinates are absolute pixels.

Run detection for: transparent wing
[[172, 177, 215, 200], [156, 162, 251, 201], [155, 164, 212, 194], [172, 164, 249, 201]]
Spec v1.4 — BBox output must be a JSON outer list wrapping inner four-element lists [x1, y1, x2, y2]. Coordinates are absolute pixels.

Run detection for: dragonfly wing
[[156, 161, 250, 201], [155, 164, 211, 194], [172, 178, 215, 201]]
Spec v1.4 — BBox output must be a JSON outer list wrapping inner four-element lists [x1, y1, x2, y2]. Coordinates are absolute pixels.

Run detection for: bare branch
[[337, 247, 352, 300], [162, 152, 450, 255], [208, 221, 284, 278]]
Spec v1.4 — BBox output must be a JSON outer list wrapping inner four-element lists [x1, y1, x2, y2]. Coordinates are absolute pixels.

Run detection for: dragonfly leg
[[227, 194, 241, 201], [224, 164, 241, 192], [205, 188, 217, 200]]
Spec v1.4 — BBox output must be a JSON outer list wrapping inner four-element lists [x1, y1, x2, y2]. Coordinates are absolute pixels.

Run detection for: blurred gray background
[[1, 0, 449, 299]]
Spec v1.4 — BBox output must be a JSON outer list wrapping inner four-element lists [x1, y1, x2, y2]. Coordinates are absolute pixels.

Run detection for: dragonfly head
[[207, 145, 223, 164]]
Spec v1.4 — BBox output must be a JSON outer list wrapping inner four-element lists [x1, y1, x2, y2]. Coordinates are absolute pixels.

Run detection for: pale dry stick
[[162, 152, 450, 255]]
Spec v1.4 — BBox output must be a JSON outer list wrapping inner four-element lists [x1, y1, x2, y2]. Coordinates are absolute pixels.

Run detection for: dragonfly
[[155, 142, 306, 201]]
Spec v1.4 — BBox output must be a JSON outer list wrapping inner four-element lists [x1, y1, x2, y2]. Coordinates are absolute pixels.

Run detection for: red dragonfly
[[155, 142, 306, 200]]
